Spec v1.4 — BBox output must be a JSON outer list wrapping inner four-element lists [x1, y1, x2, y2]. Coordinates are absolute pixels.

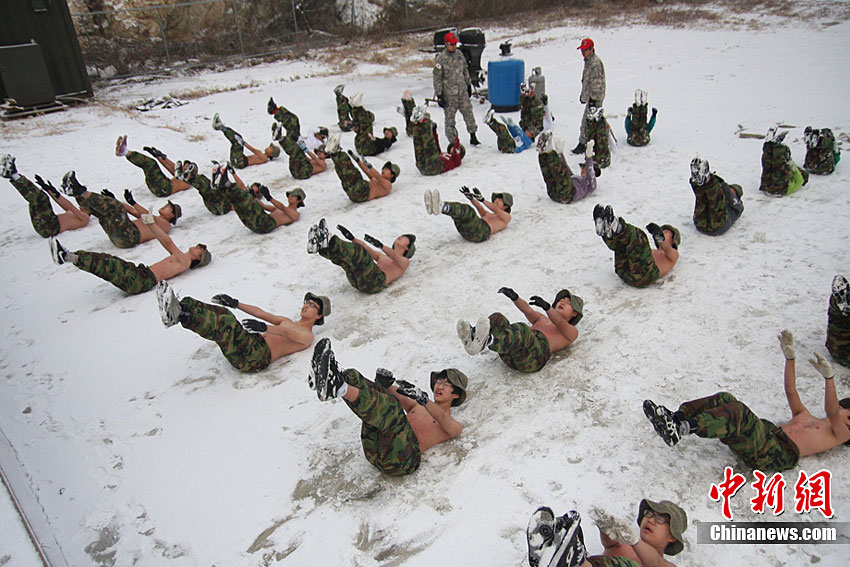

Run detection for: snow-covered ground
[[1, 6, 849, 566]]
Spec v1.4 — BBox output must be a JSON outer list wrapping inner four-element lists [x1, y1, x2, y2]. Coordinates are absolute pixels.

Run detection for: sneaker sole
[[424, 190, 433, 214], [155, 282, 178, 327], [643, 400, 678, 446], [430, 190, 442, 215], [48, 238, 63, 265], [309, 338, 332, 395], [548, 512, 584, 567]]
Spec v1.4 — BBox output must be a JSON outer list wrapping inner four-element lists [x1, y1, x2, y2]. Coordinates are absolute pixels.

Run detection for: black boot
[[571, 142, 586, 155], [470, 132, 481, 146]]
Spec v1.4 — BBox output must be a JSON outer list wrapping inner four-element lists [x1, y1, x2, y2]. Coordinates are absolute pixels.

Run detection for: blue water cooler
[[488, 59, 524, 112]]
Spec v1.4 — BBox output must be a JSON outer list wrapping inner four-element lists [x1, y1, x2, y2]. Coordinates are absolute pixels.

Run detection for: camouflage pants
[[74, 250, 157, 294], [319, 236, 387, 294], [579, 99, 604, 144], [335, 92, 353, 132], [273, 106, 300, 138], [443, 94, 477, 142], [692, 175, 743, 236], [220, 126, 248, 169], [401, 98, 415, 137], [179, 297, 272, 372], [342, 369, 421, 476], [679, 392, 800, 471], [279, 135, 313, 180], [519, 95, 544, 138], [538, 151, 576, 203], [191, 173, 231, 216], [125, 151, 172, 197], [331, 152, 369, 203], [413, 119, 444, 176], [443, 202, 491, 242], [11, 175, 60, 238], [589, 557, 641, 567], [804, 131, 838, 175], [487, 312, 552, 373], [486, 117, 517, 154], [584, 116, 611, 168], [352, 105, 392, 156], [440, 137, 465, 173], [602, 221, 660, 288], [223, 183, 276, 234], [827, 294, 850, 367], [626, 103, 651, 147], [79, 193, 140, 249]]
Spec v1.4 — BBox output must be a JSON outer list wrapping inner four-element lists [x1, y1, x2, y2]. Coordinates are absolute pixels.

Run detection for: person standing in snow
[[644, 330, 850, 471], [593, 205, 679, 288], [306, 219, 414, 294], [537, 134, 598, 204], [309, 338, 466, 476], [423, 186, 511, 243], [433, 32, 480, 147], [1, 154, 90, 238], [526, 499, 688, 567], [572, 38, 605, 155], [457, 288, 582, 373], [156, 283, 328, 373], [211, 112, 280, 169]]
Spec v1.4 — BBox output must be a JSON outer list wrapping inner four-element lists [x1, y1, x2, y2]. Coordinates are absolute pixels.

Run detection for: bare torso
[[376, 255, 407, 285], [530, 317, 571, 352], [262, 330, 311, 361], [148, 253, 191, 281], [781, 413, 846, 457], [652, 249, 677, 277], [405, 405, 454, 451], [368, 177, 392, 200], [482, 211, 509, 233]]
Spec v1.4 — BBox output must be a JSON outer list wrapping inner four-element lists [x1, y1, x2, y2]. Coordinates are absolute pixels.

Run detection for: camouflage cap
[[660, 224, 681, 249], [637, 499, 687, 556], [166, 200, 182, 225], [553, 289, 583, 325], [304, 292, 331, 325], [401, 233, 416, 258], [430, 368, 468, 406], [317, 126, 329, 138], [270, 144, 281, 158], [190, 243, 212, 269], [383, 126, 398, 139], [382, 161, 400, 182], [491, 192, 514, 207], [287, 187, 306, 208]]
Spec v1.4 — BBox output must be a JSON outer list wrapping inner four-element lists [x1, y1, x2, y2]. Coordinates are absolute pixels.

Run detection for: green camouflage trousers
[[11, 175, 60, 238], [331, 152, 369, 203], [342, 368, 421, 476], [75, 250, 157, 294], [589, 557, 641, 567], [191, 173, 231, 216], [827, 294, 850, 367], [179, 297, 272, 372], [584, 116, 611, 168], [679, 392, 800, 471], [319, 236, 387, 294], [759, 142, 808, 195], [538, 151, 576, 203], [352, 105, 383, 156], [413, 119, 444, 176], [273, 106, 300, 138], [125, 151, 172, 197], [280, 135, 313, 180], [221, 126, 249, 169], [804, 130, 839, 175], [401, 98, 415, 137], [223, 183, 276, 234], [691, 174, 743, 236], [487, 312, 552, 373], [486, 117, 516, 154], [602, 221, 660, 288], [335, 92, 353, 132], [519, 94, 544, 138], [444, 202, 491, 242], [626, 103, 650, 147], [79, 192, 140, 249]]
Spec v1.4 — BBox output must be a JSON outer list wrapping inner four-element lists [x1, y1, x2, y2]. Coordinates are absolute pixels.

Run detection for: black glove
[[34, 175, 59, 198], [100, 189, 116, 199], [226, 162, 235, 175], [257, 184, 272, 201], [364, 234, 383, 249], [471, 187, 484, 202], [267, 97, 277, 115], [460, 186, 474, 199], [143, 146, 166, 159], [394, 380, 429, 406], [363, 159, 373, 169], [347, 149, 360, 162], [123, 189, 136, 205], [529, 296, 551, 311], [211, 294, 239, 308], [436, 95, 445, 108], [499, 287, 519, 301], [652, 107, 658, 116], [467, 85, 472, 97], [375, 368, 395, 389], [540, 93, 548, 105], [241, 319, 267, 333], [337, 225, 355, 241]]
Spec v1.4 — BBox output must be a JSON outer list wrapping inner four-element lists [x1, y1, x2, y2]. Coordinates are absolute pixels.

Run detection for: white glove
[[808, 353, 834, 379], [141, 212, 155, 225], [777, 329, 795, 360], [585, 139, 595, 159]]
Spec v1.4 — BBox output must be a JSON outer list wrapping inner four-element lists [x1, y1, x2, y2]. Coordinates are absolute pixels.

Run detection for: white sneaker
[[468, 317, 491, 355], [325, 133, 341, 154], [411, 106, 426, 123], [424, 190, 434, 214], [211, 113, 224, 131], [430, 189, 443, 215], [0, 154, 16, 179], [349, 92, 363, 107], [585, 139, 595, 159], [156, 281, 182, 328]]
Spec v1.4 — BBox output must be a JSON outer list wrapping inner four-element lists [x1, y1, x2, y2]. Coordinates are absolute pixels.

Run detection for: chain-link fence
[[71, 0, 571, 79]]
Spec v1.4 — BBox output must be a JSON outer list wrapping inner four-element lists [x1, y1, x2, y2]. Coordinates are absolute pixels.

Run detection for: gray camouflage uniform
[[433, 49, 477, 142], [579, 51, 606, 144]]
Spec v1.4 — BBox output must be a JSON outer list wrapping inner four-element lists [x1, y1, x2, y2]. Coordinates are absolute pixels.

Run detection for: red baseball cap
[[444, 32, 459, 45], [577, 38, 594, 51]]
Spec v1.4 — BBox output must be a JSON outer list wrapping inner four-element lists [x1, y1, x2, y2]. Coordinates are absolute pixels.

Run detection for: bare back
[[405, 405, 456, 451]]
